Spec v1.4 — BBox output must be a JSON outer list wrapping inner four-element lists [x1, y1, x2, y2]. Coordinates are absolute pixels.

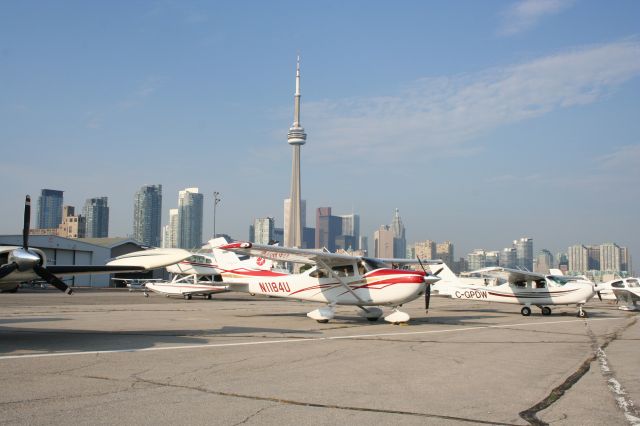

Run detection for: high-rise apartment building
[[436, 241, 454, 265], [315, 207, 342, 251], [467, 249, 487, 271], [499, 247, 517, 268], [568, 245, 589, 273], [514, 237, 533, 271], [338, 214, 360, 250], [600, 243, 621, 272], [177, 188, 203, 249], [37, 189, 64, 229], [254, 217, 275, 245], [414, 240, 437, 260], [84, 197, 109, 238], [133, 184, 162, 247], [162, 209, 179, 248], [534, 249, 554, 274], [374, 225, 395, 258]]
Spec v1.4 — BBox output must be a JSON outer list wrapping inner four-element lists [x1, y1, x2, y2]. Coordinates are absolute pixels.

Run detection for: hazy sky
[[2, 1, 639, 263]]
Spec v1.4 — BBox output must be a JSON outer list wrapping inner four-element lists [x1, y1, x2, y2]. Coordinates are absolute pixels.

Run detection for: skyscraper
[[338, 214, 360, 249], [374, 225, 395, 258], [391, 209, 406, 258], [514, 237, 533, 271], [177, 188, 203, 249], [162, 208, 178, 248], [37, 189, 64, 229], [84, 197, 109, 238], [315, 207, 341, 251], [254, 217, 275, 245], [285, 56, 307, 248], [133, 184, 162, 247]]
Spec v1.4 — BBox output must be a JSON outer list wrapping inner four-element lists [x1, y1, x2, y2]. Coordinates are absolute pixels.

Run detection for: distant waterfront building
[[359, 236, 368, 255], [58, 205, 86, 239], [568, 245, 589, 273], [133, 184, 162, 247], [254, 217, 275, 245], [84, 197, 109, 238], [162, 209, 179, 248], [315, 207, 341, 251], [391, 209, 406, 258], [534, 249, 554, 274], [338, 214, 360, 250], [274, 227, 284, 244], [414, 240, 437, 260], [500, 247, 517, 269], [514, 237, 533, 271], [177, 188, 203, 249], [587, 245, 601, 270], [436, 241, 454, 265], [37, 189, 64, 229], [374, 225, 395, 258], [600, 243, 621, 273], [467, 249, 487, 271], [485, 251, 499, 267]]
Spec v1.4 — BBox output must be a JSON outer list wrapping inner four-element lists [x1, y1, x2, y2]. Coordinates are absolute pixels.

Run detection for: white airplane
[[143, 237, 276, 300], [0, 196, 191, 294], [429, 264, 598, 317], [597, 277, 640, 311], [217, 241, 442, 324]]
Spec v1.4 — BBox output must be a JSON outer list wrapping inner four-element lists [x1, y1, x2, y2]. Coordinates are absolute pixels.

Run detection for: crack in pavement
[[232, 404, 277, 426], [131, 376, 519, 425], [519, 316, 637, 425]]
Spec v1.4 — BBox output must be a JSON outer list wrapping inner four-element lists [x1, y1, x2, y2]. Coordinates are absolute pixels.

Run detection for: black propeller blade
[[0, 263, 19, 280], [0, 195, 72, 295], [23, 195, 30, 250], [33, 264, 72, 295], [597, 291, 602, 302], [416, 257, 432, 311]]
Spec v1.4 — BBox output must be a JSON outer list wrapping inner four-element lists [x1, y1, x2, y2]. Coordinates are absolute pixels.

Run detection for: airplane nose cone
[[425, 275, 441, 285]]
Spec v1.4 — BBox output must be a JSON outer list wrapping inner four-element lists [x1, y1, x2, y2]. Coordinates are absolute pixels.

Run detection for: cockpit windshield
[[546, 275, 580, 286]]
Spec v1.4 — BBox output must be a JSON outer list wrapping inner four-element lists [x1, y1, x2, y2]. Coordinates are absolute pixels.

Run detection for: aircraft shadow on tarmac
[[0, 324, 317, 355]]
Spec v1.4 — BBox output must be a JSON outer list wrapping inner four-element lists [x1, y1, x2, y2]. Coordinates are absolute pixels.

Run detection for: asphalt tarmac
[[0, 289, 638, 425]]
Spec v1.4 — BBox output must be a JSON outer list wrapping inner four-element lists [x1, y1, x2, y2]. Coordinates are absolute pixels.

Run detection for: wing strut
[[316, 259, 370, 312]]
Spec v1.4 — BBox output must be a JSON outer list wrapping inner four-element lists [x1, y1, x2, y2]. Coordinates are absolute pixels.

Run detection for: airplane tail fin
[[208, 237, 274, 271], [428, 262, 460, 296]]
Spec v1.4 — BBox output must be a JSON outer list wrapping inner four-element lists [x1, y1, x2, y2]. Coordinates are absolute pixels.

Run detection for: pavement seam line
[[133, 377, 519, 425], [518, 316, 637, 426]]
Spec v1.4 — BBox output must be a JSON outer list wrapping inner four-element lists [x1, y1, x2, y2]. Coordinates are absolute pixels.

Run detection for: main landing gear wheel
[[541, 306, 551, 316], [143, 292, 149, 297], [578, 310, 588, 318], [206, 294, 212, 300], [184, 294, 192, 300], [317, 319, 329, 324], [521, 306, 532, 316]]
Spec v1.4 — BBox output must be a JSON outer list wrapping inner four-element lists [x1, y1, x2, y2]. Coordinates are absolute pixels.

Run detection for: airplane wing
[[471, 266, 545, 283], [48, 248, 192, 276], [220, 242, 443, 268], [219, 242, 356, 266], [613, 288, 640, 304]]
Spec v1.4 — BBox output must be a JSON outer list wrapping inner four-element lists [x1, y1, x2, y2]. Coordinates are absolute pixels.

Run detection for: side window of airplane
[[611, 281, 624, 288], [627, 279, 640, 288], [310, 269, 327, 278], [332, 265, 355, 277]]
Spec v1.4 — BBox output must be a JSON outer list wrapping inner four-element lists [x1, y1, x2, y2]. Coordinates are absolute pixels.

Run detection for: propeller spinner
[[0, 196, 72, 294], [416, 257, 443, 311]]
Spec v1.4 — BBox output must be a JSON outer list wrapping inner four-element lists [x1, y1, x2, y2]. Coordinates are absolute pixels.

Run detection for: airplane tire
[[521, 306, 532, 316], [184, 294, 192, 300], [541, 307, 551, 316], [578, 310, 587, 318], [207, 294, 212, 300], [367, 317, 380, 322], [317, 319, 329, 323]]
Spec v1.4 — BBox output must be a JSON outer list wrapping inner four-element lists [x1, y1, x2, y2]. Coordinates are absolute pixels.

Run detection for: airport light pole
[[213, 191, 221, 238]]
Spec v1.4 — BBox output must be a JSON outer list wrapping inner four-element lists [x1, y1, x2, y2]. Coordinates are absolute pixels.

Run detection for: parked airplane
[[217, 241, 442, 324], [429, 264, 598, 317], [597, 277, 640, 310], [0, 196, 191, 294]]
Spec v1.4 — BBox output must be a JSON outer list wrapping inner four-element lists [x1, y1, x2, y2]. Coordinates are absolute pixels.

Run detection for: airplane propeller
[[0, 196, 72, 294], [416, 257, 442, 311]]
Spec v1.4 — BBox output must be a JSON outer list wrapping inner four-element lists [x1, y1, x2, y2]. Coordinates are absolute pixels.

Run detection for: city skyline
[[2, 1, 639, 260]]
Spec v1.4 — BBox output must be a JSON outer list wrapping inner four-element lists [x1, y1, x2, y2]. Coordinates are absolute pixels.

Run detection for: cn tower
[[286, 56, 307, 248]]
